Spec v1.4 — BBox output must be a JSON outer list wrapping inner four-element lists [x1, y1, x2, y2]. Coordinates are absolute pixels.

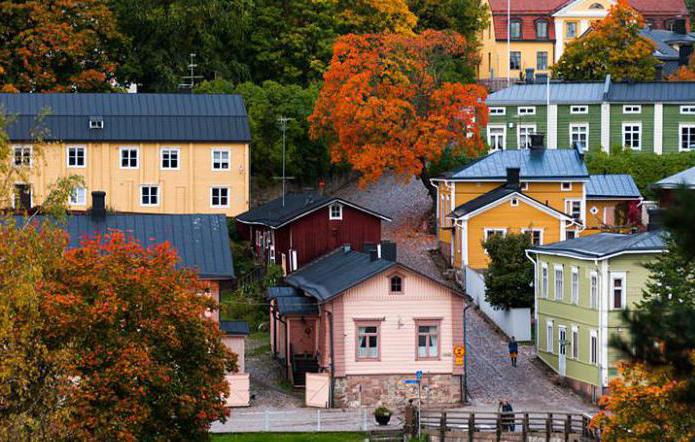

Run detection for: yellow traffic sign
[[454, 345, 465, 358]]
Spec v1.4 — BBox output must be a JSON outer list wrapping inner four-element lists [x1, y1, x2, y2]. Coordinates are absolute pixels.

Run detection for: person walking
[[508, 336, 518, 367]]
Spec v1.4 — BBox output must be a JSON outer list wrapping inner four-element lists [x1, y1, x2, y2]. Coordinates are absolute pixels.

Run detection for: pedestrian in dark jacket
[[508, 336, 518, 367], [498, 400, 515, 431]]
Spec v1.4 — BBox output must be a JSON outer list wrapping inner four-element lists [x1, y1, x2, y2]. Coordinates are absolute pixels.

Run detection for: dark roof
[[606, 82, 695, 102], [18, 213, 234, 279], [640, 28, 695, 62], [235, 192, 391, 228], [586, 175, 641, 199], [285, 247, 398, 302], [653, 166, 695, 189], [441, 149, 589, 181], [267, 286, 301, 300], [0, 93, 250, 142], [450, 185, 573, 220], [268, 286, 319, 315], [530, 230, 666, 259], [220, 320, 249, 335]]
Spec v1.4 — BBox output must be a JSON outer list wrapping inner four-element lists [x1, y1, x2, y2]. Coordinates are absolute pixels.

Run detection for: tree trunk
[[419, 164, 438, 203]]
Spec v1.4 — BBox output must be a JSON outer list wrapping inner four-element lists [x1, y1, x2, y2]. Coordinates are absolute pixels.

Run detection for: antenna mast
[[178, 53, 204, 92], [276, 116, 294, 207]]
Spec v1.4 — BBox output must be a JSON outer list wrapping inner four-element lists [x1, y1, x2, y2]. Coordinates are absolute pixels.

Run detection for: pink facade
[[222, 335, 246, 373]]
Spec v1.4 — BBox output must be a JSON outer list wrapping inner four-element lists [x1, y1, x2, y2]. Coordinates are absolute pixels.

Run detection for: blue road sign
[[415, 370, 423, 380], [403, 379, 419, 384]]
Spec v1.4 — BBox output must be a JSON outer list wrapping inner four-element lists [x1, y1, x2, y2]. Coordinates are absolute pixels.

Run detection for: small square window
[[69, 186, 87, 206], [211, 187, 230, 208], [120, 148, 139, 169], [161, 148, 180, 170], [561, 182, 572, 191], [89, 118, 104, 129], [13, 145, 32, 167], [212, 149, 230, 170], [623, 105, 641, 114], [680, 105, 695, 114], [517, 107, 536, 116], [67, 146, 86, 168], [489, 107, 506, 116], [140, 185, 159, 206], [570, 105, 588, 114], [510, 197, 519, 207], [329, 203, 343, 220]]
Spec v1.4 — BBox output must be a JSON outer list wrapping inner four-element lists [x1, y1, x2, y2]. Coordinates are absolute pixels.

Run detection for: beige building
[[2, 93, 251, 217]]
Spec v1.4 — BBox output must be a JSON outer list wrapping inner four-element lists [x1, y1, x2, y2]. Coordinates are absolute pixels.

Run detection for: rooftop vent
[[529, 133, 545, 149], [506, 168, 521, 189], [89, 117, 104, 130]]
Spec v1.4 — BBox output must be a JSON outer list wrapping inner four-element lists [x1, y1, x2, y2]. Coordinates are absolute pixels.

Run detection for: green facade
[[534, 251, 657, 388], [663, 104, 695, 154], [608, 104, 654, 153], [487, 105, 547, 150], [556, 104, 602, 152]]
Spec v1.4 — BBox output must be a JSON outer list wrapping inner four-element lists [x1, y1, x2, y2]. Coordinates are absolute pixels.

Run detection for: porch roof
[[270, 286, 319, 316]]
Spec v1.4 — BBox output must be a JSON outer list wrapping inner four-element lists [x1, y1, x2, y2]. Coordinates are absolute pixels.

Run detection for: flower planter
[[375, 413, 391, 426]]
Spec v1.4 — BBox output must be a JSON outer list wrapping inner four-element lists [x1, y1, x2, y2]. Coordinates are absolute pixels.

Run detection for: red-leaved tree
[[309, 30, 488, 198]]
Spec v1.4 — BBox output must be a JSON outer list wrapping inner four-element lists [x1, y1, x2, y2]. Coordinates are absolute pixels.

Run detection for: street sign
[[454, 345, 466, 358], [403, 379, 419, 384], [415, 370, 423, 380]]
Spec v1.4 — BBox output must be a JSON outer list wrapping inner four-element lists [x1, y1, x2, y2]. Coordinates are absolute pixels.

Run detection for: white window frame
[[541, 262, 549, 299], [571, 325, 579, 359], [566, 21, 577, 38], [13, 145, 32, 167], [160, 147, 180, 170], [571, 266, 579, 305], [622, 105, 642, 114], [565, 198, 583, 223], [536, 51, 548, 70], [510, 197, 519, 207], [140, 185, 160, 207], [679, 105, 695, 114], [521, 228, 543, 246], [68, 186, 87, 206], [67, 145, 87, 168], [678, 123, 695, 152], [610, 272, 627, 310], [561, 181, 572, 191], [119, 147, 139, 169], [554, 265, 564, 301], [570, 105, 588, 114], [520, 182, 529, 191], [517, 124, 537, 149], [590, 271, 598, 309], [590, 329, 598, 365], [517, 106, 536, 116], [489, 107, 506, 116], [89, 118, 104, 129], [622, 122, 642, 150], [569, 123, 589, 150], [484, 228, 507, 241], [546, 321, 554, 353], [210, 186, 230, 208], [329, 203, 343, 220], [211, 148, 231, 171], [487, 125, 506, 151]]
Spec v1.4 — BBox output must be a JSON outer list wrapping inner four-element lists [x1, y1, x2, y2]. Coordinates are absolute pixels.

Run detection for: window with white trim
[[329, 203, 343, 220], [211, 187, 230, 208], [546, 321, 554, 353], [510, 197, 519, 207], [561, 182, 572, 191], [622, 123, 641, 150], [680, 105, 695, 114], [69, 186, 87, 206], [566, 230, 578, 240], [487, 126, 506, 151], [570, 105, 588, 114], [161, 147, 180, 170], [611, 273, 626, 310], [566, 21, 577, 38], [571, 267, 579, 304], [67, 146, 86, 168], [541, 262, 549, 299], [140, 185, 159, 206], [590, 272, 598, 309], [522, 228, 543, 246], [679, 124, 695, 151], [517, 106, 536, 116], [520, 182, 529, 191], [570, 124, 589, 150], [571, 326, 579, 359], [554, 265, 564, 301], [484, 229, 506, 241], [120, 147, 138, 169], [623, 105, 641, 114], [566, 199, 583, 222], [518, 125, 536, 149], [212, 149, 230, 170], [489, 107, 506, 116], [13, 145, 32, 167], [590, 330, 598, 364]]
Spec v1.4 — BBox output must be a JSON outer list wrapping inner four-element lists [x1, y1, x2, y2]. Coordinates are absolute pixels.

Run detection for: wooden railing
[[420, 410, 598, 441]]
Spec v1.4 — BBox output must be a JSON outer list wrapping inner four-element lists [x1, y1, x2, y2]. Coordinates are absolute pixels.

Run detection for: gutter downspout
[[327, 310, 335, 408], [462, 304, 473, 404], [525, 250, 539, 348]]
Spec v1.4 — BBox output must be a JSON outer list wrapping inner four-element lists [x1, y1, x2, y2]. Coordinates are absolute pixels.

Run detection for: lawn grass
[[211, 432, 367, 441]]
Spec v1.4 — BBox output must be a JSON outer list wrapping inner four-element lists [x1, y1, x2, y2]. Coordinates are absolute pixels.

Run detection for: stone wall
[[334, 373, 462, 408]]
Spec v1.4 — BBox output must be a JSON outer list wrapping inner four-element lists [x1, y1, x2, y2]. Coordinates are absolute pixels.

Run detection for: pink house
[[220, 320, 251, 407], [269, 242, 465, 408]]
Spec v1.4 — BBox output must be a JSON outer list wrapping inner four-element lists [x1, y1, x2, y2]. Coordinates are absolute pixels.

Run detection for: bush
[[585, 149, 695, 200], [220, 264, 284, 332], [483, 233, 534, 310]]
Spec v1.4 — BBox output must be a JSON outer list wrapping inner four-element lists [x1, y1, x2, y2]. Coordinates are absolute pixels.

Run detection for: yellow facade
[[17, 141, 250, 217]]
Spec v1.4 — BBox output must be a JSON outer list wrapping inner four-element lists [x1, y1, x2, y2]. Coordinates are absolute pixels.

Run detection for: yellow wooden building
[[1, 93, 250, 217]]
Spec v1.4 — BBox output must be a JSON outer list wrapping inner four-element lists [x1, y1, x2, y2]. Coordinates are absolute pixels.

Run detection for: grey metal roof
[[639, 28, 695, 61], [587, 175, 641, 199], [443, 149, 589, 181], [19, 213, 234, 279], [530, 230, 666, 259], [607, 82, 695, 102], [653, 166, 695, 189], [0, 93, 250, 142], [220, 320, 249, 335], [486, 83, 605, 105], [285, 247, 397, 302], [267, 286, 301, 300], [235, 192, 391, 229]]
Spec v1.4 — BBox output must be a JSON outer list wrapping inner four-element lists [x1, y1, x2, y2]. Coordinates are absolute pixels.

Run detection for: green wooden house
[[527, 226, 665, 401], [486, 77, 695, 154]]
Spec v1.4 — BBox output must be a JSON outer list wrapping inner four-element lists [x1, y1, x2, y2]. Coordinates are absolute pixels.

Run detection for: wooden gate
[[305, 372, 330, 408]]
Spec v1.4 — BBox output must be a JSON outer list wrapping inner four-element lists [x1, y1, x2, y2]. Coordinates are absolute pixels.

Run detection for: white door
[[558, 326, 567, 376]]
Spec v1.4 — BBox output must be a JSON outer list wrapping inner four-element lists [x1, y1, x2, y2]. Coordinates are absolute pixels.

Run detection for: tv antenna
[[272, 116, 295, 207], [178, 53, 204, 91]]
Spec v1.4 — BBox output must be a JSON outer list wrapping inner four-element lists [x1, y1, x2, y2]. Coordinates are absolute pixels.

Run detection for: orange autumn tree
[[0, 0, 122, 92], [309, 30, 488, 198]]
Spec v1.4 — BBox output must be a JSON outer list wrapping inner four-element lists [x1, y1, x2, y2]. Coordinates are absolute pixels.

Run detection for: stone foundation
[[334, 373, 462, 408], [563, 377, 605, 404]]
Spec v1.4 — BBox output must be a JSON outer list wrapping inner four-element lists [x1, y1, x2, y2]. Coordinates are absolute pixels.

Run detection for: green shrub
[[483, 233, 534, 310]]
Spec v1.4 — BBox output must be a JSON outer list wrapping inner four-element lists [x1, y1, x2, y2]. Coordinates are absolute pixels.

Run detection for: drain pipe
[[462, 303, 472, 404], [327, 310, 335, 408]]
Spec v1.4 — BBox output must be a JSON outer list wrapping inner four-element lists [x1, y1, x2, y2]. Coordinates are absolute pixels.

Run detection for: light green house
[[486, 77, 695, 154], [527, 227, 665, 401]]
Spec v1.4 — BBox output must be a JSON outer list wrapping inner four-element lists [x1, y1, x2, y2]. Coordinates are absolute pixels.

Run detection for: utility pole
[[275, 116, 294, 207], [507, 0, 511, 85]]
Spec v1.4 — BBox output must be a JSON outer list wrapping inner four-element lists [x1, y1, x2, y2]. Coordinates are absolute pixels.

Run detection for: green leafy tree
[[482, 232, 534, 309], [551, 0, 658, 81], [408, 0, 489, 42]]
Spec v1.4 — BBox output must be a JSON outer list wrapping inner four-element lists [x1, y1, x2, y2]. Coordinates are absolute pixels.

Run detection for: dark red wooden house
[[235, 192, 391, 274]]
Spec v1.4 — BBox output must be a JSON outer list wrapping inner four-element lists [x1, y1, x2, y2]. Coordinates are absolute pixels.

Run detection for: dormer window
[[536, 20, 548, 39], [510, 20, 522, 39], [329, 203, 343, 220], [89, 117, 104, 129], [390, 275, 403, 294]]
